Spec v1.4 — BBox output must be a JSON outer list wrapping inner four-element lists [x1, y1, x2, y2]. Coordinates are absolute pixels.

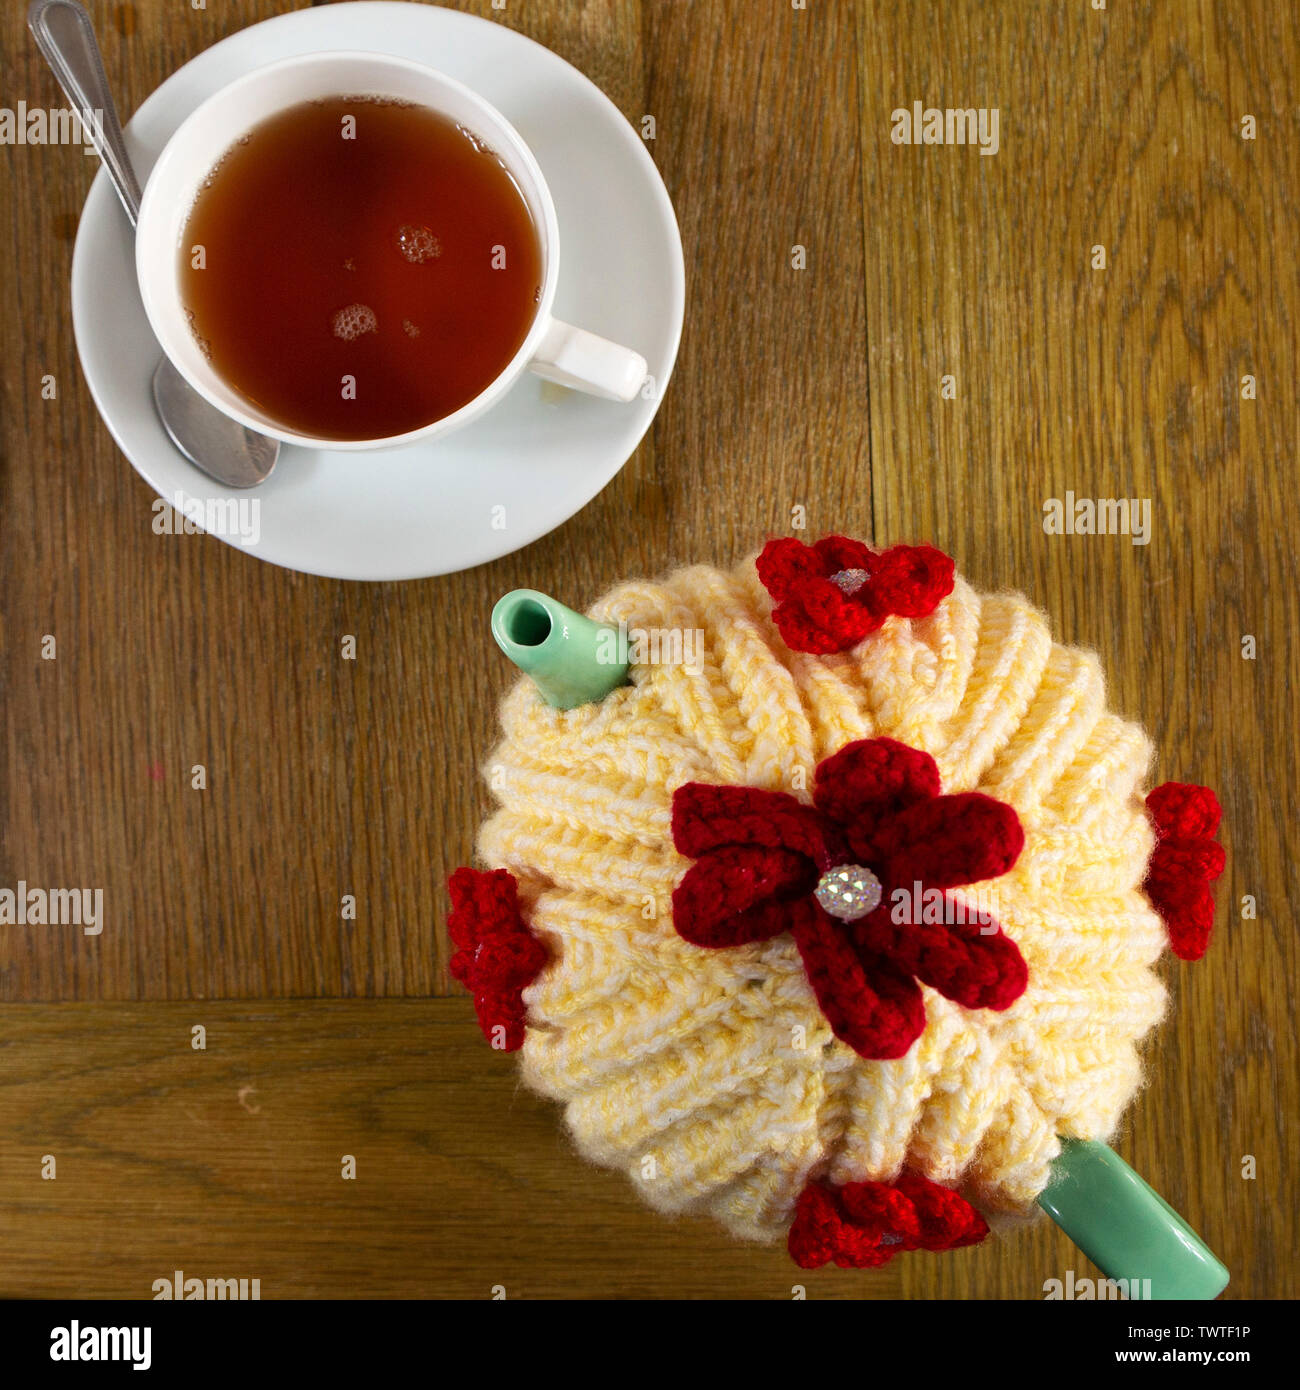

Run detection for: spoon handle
[[28, 0, 142, 227]]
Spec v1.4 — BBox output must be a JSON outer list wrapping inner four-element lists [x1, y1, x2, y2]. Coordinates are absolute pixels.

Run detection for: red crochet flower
[[1143, 783, 1226, 962], [447, 868, 547, 1050], [756, 535, 955, 654], [788, 1174, 989, 1269], [671, 737, 1027, 1059]]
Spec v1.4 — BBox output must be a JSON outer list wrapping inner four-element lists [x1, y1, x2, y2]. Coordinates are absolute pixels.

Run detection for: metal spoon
[[28, 0, 277, 488]]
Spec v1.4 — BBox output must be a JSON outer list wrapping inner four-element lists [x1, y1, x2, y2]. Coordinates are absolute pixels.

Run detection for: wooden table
[[2, 0, 1295, 1300]]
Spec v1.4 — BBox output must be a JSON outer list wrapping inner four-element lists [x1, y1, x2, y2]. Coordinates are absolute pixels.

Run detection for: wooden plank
[[0, 999, 899, 1298], [857, 0, 1298, 1299], [639, 0, 872, 560]]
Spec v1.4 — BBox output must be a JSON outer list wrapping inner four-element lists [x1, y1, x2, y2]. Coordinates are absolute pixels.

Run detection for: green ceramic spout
[[491, 589, 631, 709], [1040, 1138, 1229, 1299]]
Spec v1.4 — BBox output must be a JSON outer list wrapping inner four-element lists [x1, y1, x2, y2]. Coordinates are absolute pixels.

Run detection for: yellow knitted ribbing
[[477, 557, 1167, 1242]]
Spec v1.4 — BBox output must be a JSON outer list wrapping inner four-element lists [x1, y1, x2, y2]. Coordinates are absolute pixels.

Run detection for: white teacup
[[135, 51, 648, 452]]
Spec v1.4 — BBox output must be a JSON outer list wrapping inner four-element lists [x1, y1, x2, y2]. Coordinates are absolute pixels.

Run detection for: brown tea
[[179, 97, 543, 441]]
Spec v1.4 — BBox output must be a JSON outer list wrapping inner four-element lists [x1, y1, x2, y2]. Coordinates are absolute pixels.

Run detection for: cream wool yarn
[[475, 554, 1168, 1244]]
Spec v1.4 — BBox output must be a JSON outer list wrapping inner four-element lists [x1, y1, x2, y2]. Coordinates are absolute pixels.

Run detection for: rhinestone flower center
[[829, 567, 871, 596], [814, 864, 883, 921]]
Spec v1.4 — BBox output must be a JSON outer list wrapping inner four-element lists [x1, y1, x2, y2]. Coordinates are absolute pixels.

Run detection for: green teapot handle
[[1040, 1139, 1228, 1299]]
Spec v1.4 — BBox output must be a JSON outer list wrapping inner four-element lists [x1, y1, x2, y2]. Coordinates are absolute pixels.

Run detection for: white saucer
[[71, 2, 684, 580]]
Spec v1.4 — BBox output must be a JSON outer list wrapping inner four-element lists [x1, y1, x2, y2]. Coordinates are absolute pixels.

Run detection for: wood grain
[[0, 0, 1294, 1298], [855, 0, 1298, 1301], [0, 999, 900, 1299]]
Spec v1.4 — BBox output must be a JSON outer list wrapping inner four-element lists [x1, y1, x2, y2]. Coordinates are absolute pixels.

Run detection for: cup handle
[[1039, 1138, 1229, 1299], [528, 316, 647, 402]]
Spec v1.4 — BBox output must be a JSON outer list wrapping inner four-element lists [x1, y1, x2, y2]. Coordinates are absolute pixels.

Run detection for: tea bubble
[[456, 123, 494, 156], [402, 319, 420, 338], [332, 303, 378, 341], [182, 307, 212, 360], [396, 224, 440, 264]]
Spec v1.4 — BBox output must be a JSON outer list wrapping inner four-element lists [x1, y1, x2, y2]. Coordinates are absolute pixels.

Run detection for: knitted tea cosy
[[449, 537, 1223, 1267]]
